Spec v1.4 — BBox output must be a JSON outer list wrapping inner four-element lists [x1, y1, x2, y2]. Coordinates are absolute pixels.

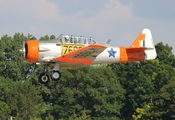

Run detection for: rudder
[[130, 28, 157, 60]]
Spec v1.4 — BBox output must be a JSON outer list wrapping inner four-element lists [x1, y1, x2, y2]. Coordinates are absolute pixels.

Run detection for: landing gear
[[38, 63, 61, 84], [136, 64, 141, 69], [51, 63, 61, 81], [38, 64, 50, 84], [39, 73, 50, 84], [51, 70, 61, 81], [136, 61, 142, 69]]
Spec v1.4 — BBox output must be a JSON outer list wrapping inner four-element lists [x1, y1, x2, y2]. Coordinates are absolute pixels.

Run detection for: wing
[[55, 44, 107, 67]]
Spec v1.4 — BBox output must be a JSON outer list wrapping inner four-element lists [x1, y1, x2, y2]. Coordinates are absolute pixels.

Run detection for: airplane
[[21, 28, 157, 84]]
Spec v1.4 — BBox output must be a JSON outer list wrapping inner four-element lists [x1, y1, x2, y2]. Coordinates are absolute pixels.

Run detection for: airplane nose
[[25, 40, 39, 62]]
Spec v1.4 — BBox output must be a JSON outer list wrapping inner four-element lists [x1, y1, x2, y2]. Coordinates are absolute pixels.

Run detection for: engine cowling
[[25, 40, 39, 62]]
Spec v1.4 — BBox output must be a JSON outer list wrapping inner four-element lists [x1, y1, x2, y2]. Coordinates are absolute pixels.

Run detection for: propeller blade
[[20, 33, 26, 58]]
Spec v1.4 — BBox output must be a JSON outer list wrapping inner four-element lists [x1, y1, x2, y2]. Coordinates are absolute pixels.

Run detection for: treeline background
[[0, 33, 175, 120]]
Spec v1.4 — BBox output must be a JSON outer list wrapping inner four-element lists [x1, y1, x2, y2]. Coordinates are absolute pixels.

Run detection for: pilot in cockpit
[[65, 35, 70, 43]]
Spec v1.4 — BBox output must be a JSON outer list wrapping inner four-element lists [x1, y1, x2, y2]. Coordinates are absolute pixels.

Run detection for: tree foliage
[[48, 67, 125, 119], [5, 81, 45, 119], [0, 33, 175, 119]]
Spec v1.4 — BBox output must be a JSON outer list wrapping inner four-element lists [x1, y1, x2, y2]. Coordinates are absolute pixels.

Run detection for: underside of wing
[[55, 44, 107, 68]]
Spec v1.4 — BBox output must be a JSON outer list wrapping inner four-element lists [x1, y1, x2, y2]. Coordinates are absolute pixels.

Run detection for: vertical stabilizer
[[130, 28, 157, 60]]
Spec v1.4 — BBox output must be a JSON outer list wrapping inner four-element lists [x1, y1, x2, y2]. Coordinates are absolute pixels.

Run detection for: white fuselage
[[38, 43, 62, 62], [38, 43, 120, 65]]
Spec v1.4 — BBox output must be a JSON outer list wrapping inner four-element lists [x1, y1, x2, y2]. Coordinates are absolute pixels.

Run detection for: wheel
[[39, 73, 50, 84], [51, 70, 61, 81], [136, 64, 141, 69]]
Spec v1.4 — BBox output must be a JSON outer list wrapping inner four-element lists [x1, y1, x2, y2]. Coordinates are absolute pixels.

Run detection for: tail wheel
[[51, 70, 61, 81], [39, 73, 50, 84], [136, 64, 141, 69]]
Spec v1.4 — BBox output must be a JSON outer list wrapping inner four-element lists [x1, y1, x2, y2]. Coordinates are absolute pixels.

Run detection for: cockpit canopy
[[57, 34, 97, 44], [39, 34, 97, 45]]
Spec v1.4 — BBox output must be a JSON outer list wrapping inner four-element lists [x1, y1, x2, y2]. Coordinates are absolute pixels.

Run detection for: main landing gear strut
[[38, 63, 61, 84]]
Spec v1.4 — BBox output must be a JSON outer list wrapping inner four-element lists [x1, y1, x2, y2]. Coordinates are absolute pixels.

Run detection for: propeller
[[20, 33, 26, 58]]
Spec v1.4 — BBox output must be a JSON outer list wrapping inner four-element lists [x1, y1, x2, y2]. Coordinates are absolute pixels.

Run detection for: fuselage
[[38, 43, 121, 63], [24, 32, 156, 69], [25, 40, 144, 65], [37, 42, 121, 64], [25, 34, 121, 66]]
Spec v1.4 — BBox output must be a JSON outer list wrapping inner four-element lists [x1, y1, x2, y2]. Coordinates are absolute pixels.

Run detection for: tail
[[130, 28, 157, 60]]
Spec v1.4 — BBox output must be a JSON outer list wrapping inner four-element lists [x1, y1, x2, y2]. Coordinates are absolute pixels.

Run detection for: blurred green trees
[[0, 33, 175, 119]]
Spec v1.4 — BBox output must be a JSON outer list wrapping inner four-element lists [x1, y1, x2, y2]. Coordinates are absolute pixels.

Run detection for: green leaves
[[48, 67, 125, 119], [0, 101, 11, 119], [108, 42, 175, 119], [39, 34, 56, 41], [1, 32, 175, 119], [156, 42, 175, 67], [5, 81, 44, 119]]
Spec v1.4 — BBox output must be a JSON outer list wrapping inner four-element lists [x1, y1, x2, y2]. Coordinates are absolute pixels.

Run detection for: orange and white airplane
[[21, 28, 157, 84]]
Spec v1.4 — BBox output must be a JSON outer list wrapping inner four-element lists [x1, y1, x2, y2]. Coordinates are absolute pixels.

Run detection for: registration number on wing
[[62, 44, 85, 55]]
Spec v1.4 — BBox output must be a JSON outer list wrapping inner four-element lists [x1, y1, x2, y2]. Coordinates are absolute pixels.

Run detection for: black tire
[[136, 64, 141, 69], [39, 73, 50, 84], [51, 70, 61, 81]]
